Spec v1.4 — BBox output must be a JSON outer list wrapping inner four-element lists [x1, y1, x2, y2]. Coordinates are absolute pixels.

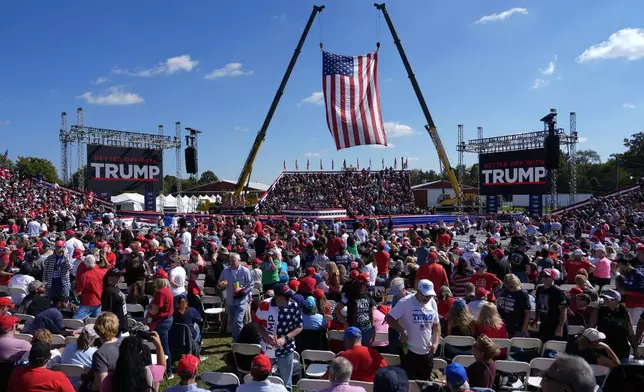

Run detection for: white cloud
[[0, 120, 10, 126], [623, 103, 636, 109], [475, 8, 528, 24], [233, 125, 249, 132], [540, 55, 558, 76], [578, 136, 589, 143], [531, 78, 549, 89], [304, 152, 321, 157], [297, 91, 324, 107], [272, 13, 286, 21], [204, 63, 254, 79], [578, 28, 644, 63], [371, 143, 396, 149], [384, 122, 414, 137], [407, 157, 420, 161], [112, 55, 199, 77], [77, 86, 144, 105], [93, 77, 109, 84], [384, 78, 393, 83]]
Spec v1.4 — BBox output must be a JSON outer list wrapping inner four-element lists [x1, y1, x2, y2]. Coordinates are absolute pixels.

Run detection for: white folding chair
[[296, 379, 331, 392], [243, 374, 285, 385], [349, 380, 374, 392], [126, 303, 145, 314], [231, 343, 262, 375], [541, 340, 567, 356], [444, 335, 476, 350], [8, 287, 27, 300], [301, 349, 336, 378], [521, 283, 535, 291], [527, 357, 555, 389], [559, 284, 577, 292], [65, 336, 78, 346], [63, 319, 85, 330], [15, 313, 35, 326], [433, 358, 448, 371], [51, 363, 87, 389], [116, 282, 129, 291], [382, 353, 401, 366], [327, 330, 344, 342], [197, 274, 206, 281], [590, 364, 610, 389], [495, 360, 531, 390], [203, 287, 216, 295], [85, 317, 97, 325], [50, 334, 66, 347], [452, 355, 476, 368], [568, 325, 585, 335], [373, 332, 388, 344], [14, 333, 32, 342], [491, 338, 512, 355], [201, 372, 240, 388], [510, 337, 543, 353]]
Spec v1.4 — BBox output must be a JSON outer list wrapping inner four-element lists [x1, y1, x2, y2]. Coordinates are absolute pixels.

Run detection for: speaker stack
[[185, 147, 197, 174], [544, 134, 560, 170]]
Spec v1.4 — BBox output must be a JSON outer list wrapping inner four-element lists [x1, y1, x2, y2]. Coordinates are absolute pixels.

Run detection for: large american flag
[[323, 51, 387, 150]]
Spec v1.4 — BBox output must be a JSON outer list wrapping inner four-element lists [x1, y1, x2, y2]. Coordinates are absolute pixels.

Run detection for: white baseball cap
[[582, 328, 606, 342], [418, 279, 436, 296]]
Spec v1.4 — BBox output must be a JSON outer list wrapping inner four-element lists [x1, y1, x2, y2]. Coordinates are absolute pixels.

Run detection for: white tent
[[111, 193, 145, 211]]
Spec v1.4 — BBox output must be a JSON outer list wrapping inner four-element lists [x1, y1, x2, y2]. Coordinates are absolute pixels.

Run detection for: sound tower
[[544, 134, 560, 170], [185, 147, 197, 174]]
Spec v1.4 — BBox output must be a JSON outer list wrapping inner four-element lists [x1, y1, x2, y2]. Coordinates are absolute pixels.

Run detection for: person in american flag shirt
[[255, 283, 303, 392]]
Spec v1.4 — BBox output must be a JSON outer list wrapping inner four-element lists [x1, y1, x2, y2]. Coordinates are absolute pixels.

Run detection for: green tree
[[16, 157, 59, 182], [70, 166, 87, 188], [409, 168, 441, 186], [615, 132, 644, 178], [198, 170, 219, 185]]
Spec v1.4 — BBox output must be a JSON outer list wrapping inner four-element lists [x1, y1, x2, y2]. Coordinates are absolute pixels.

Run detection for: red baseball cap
[[288, 280, 300, 291], [313, 289, 325, 301], [541, 268, 556, 277], [155, 269, 168, 279], [492, 249, 504, 258], [250, 354, 272, 377], [428, 251, 438, 260], [65, 229, 75, 235], [0, 315, 18, 332], [569, 286, 583, 295], [190, 287, 200, 296], [350, 270, 360, 280], [55, 240, 65, 247], [176, 354, 200, 376], [73, 249, 84, 259], [0, 297, 13, 308], [475, 287, 490, 298], [356, 274, 369, 285], [306, 267, 316, 276]]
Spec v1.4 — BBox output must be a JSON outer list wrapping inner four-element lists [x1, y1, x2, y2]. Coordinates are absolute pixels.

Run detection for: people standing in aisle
[[218, 252, 253, 342]]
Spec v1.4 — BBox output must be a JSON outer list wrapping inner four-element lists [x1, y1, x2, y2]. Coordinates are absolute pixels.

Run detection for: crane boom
[[374, 3, 463, 206], [235, 5, 325, 197]]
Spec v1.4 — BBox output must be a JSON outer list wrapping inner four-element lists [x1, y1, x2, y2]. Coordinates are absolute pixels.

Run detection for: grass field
[[159, 333, 234, 391]]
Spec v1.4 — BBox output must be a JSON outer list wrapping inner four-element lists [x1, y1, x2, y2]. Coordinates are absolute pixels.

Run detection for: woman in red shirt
[[437, 286, 455, 318], [475, 302, 508, 358], [147, 269, 174, 376]]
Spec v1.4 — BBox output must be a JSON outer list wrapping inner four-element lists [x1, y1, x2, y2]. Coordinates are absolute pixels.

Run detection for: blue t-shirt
[[302, 313, 325, 330], [57, 344, 97, 368], [24, 307, 64, 334]]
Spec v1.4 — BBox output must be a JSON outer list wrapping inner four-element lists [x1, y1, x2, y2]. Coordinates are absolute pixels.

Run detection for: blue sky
[[1, 0, 643, 186]]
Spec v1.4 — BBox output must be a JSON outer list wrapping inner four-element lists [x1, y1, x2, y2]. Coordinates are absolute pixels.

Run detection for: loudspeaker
[[185, 147, 197, 174], [544, 135, 560, 170]]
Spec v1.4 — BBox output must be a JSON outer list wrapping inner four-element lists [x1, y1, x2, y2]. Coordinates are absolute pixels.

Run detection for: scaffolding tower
[[58, 108, 183, 196], [457, 111, 579, 208]]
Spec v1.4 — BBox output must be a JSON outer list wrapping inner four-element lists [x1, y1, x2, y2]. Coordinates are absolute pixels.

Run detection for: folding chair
[[433, 358, 448, 371], [126, 303, 145, 314], [495, 360, 531, 390], [510, 337, 543, 352], [203, 287, 216, 296], [201, 372, 240, 389], [65, 336, 78, 346], [243, 374, 285, 385], [452, 355, 476, 368], [527, 357, 555, 389], [63, 319, 85, 330], [116, 282, 129, 291], [373, 332, 388, 345], [559, 284, 577, 292], [590, 364, 610, 390], [521, 283, 535, 292], [50, 334, 66, 348], [296, 379, 331, 392], [51, 364, 87, 389], [232, 343, 262, 376], [443, 335, 476, 358], [327, 330, 344, 342], [541, 340, 567, 356], [8, 287, 26, 300], [14, 333, 32, 343], [490, 338, 512, 359], [382, 353, 401, 366], [301, 349, 335, 378], [85, 317, 97, 325], [568, 325, 585, 335]]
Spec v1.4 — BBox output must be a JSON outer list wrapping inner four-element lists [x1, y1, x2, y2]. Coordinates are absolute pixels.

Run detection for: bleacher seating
[[259, 169, 416, 216]]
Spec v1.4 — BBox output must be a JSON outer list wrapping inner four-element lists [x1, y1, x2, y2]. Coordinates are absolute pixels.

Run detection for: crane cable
[[376, 8, 381, 51], [319, 11, 324, 51]]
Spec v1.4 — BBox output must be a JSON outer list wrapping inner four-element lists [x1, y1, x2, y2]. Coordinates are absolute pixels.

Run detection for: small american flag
[[323, 51, 387, 150]]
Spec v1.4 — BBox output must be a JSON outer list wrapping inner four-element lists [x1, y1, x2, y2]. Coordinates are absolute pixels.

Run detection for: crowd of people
[[0, 162, 642, 392], [258, 169, 417, 216]]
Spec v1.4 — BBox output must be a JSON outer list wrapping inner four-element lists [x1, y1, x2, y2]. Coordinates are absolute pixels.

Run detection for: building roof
[[411, 180, 478, 191]]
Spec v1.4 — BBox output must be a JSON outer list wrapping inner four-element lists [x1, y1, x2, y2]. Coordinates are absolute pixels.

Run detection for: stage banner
[[528, 194, 543, 216], [87, 145, 163, 196], [479, 148, 549, 195], [486, 195, 499, 214]]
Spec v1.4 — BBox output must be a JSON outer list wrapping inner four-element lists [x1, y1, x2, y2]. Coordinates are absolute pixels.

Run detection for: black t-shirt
[[486, 256, 511, 282], [343, 295, 375, 329], [597, 305, 631, 359], [18, 293, 50, 316], [535, 285, 568, 327], [497, 289, 531, 334], [566, 336, 608, 365], [508, 251, 531, 274], [101, 286, 128, 332]]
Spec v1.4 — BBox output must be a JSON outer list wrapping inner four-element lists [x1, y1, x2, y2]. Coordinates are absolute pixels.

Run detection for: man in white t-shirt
[[27, 218, 41, 237], [355, 225, 368, 244], [385, 279, 440, 381], [169, 258, 187, 300], [180, 227, 192, 257]]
